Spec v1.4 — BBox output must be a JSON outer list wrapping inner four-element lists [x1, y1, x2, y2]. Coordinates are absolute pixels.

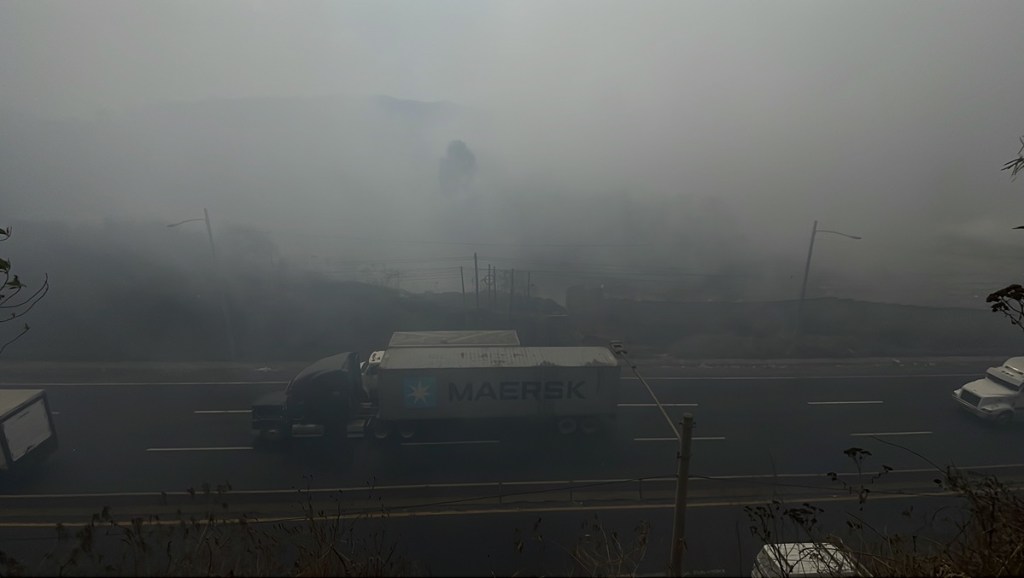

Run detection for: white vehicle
[[362, 330, 521, 401], [386, 330, 520, 348], [0, 389, 58, 474], [366, 345, 620, 440], [952, 357, 1024, 424], [752, 542, 865, 577]]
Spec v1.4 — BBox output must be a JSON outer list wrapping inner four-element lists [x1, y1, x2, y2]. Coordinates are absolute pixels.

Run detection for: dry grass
[[0, 485, 415, 577], [747, 447, 1024, 577]]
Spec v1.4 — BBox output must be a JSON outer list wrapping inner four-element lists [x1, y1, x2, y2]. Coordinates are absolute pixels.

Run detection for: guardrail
[[5, 464, 1023, 526]]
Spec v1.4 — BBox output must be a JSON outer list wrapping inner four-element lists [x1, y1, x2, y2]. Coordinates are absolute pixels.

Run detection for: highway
[[0, 356, 1021, 575]]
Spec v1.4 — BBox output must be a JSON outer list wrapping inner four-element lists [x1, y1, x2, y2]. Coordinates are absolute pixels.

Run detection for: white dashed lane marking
[[146, 446, 253, 452], [194, 410, 251, 414], [634, 436, 726, 442], [850, 431, 932, 437], [807, 400, 883, 405]]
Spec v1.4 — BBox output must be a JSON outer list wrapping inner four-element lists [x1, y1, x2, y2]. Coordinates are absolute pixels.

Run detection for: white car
[[952, 357, 1024, 424], [752, 542, 865, 577]]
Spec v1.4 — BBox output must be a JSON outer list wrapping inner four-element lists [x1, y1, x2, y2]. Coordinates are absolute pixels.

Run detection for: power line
[[306, 256, 471, 266], [521, 269, 756, 280], [273, 230, 650, 248]]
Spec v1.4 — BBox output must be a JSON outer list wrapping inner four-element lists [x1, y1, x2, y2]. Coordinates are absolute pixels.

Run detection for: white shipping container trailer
[[0, 389, 58, 474], [364, 330, 523, 394], [368, 346, 621, 437], [386, 330, 521, 348]]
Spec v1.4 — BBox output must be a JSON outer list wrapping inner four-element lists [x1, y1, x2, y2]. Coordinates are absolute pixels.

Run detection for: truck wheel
[[372, 419, 393, 440], [557, 417, 578, 435], [398, 422, 417, 439], [994, 412, 1013, 426]]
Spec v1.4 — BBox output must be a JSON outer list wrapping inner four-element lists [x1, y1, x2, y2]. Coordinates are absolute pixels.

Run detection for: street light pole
[[169, 209, 236, 361], [203, 208, 217, 260], [797, 220, 861, 332], [798, 220, 819, 312]]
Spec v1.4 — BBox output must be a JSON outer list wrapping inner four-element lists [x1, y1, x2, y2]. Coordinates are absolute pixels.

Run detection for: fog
[[5, 7, 1024, 572], [4, 1, 1024, 316]]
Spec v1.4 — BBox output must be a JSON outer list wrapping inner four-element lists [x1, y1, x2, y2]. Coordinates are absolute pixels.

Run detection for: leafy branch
[[987, 136, 1024, 330], [986, 283, 1024, 331], [0, 225, 49, 355]]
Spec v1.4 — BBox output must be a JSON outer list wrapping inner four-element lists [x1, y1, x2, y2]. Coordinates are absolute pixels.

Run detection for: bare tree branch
[[1003, 136, 1024, 180], [0, 225, 48, 356], [0, 323, 29, 357]]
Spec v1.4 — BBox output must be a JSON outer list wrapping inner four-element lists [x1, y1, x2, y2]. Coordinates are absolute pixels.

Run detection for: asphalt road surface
[[0, 356, 1020, 575]]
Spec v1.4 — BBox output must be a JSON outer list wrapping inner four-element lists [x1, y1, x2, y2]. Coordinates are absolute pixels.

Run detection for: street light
[[797, 220, 861, 329], [168, 208, 236, 360]]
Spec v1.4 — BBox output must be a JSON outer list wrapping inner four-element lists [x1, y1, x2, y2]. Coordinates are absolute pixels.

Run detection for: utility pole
[[508, 268, 515, 321], [670, 414, 694, 577], [461, 265, 467, 329], [205, 209, 237, 362], [494, 266, 499, 308], [474, 253, 479, 310], [797, 220, 818, 332], [796, 221, 860, 333], [170, 209, 235, 361]]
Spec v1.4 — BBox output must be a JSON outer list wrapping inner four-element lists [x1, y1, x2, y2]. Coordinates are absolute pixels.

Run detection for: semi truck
[[0, 389, 58, 475], [252, 343, 621, 443], [952, 356, 1024, 424], [251, 352, 367, 441]]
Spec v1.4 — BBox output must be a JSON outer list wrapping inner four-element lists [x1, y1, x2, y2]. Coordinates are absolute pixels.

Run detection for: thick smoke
[[438, 140, 477, 196]]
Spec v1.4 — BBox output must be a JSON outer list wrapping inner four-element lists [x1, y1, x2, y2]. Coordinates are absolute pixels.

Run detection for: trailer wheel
[[557, 417, 578, 435], [580, 417, 601, 435], [398, 422, 417, 439], [372, 419, 393, 440]]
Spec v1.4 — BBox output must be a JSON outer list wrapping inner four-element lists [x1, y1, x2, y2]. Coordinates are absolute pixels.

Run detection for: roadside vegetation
[[1, 450, 1022, 577], [745, 445, 1024, 577], [0, 485, 416, 577]]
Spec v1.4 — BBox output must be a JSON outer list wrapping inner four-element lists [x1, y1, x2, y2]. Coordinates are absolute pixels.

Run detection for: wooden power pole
[[670, 414, 694, 577], [508, 268, 515, 321]]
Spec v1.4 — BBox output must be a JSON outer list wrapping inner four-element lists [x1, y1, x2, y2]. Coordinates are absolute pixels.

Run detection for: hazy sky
[[3, 2, 1022, 118], [4, 1, 1024, 301]]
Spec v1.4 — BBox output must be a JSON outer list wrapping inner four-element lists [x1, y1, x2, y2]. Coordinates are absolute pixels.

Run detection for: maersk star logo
[[403, 377, 437, 408]]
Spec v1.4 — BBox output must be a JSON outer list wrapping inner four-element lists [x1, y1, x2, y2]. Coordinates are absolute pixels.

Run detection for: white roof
[[0, 389, 44, 416], [988, 361, 1024, 389], [380, 346, 618, 370], [388, 330, 520, 348], [1005, 356, 1024, 371], [759, 543, 860, 576]]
